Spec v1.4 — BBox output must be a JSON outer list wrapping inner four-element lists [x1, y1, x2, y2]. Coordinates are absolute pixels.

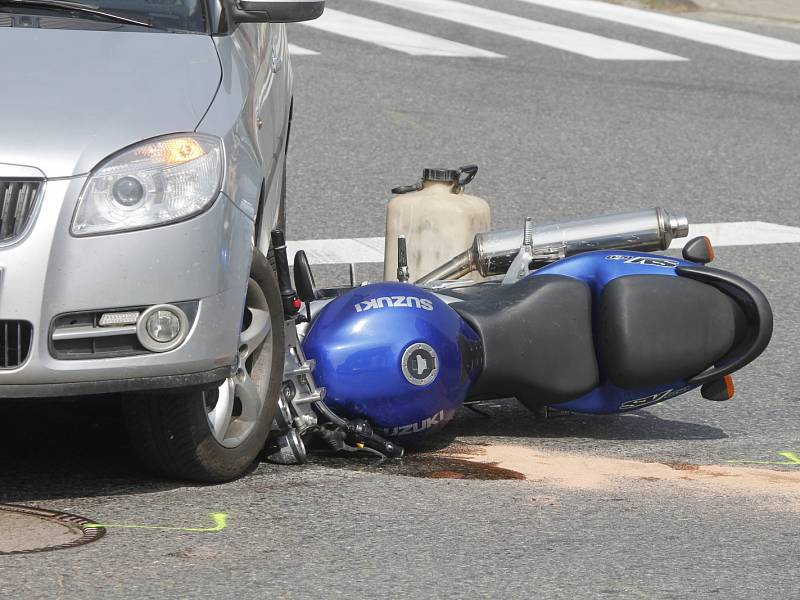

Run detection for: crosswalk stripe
[[287, 222, 800, 265], [365, 0, 686, 61], [516, 0, 800, 60], [668, 221, 800, 248], [288, 44, 319, 56], [288, 237, 384, 265], [299, 8, 504, 58]]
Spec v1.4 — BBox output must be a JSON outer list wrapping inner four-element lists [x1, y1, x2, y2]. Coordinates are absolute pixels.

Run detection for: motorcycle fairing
[[532, 249, 690, 292]]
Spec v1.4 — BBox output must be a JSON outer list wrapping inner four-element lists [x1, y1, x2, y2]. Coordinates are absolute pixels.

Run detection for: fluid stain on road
[[309, 444, 800, 498], [307, 452, 525, 480], [453, 444, 800, 504]]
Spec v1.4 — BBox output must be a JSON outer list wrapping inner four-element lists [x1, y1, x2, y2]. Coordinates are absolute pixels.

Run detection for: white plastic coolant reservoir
[[383, 166, 490, 282]]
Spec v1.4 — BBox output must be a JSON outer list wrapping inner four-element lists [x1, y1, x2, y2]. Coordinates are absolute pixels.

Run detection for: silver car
[[0, 0, 324, 481]]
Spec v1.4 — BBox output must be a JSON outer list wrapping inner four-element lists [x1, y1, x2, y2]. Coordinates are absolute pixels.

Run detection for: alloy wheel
[[205, 278, 273, 448]]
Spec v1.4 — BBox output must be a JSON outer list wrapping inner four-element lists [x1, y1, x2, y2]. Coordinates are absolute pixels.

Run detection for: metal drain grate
[[0, 504, 105, 555]]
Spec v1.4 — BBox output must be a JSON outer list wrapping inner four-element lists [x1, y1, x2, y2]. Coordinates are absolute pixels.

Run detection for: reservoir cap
[[422, 168, 461, 183], [392, 164, 478, 195]]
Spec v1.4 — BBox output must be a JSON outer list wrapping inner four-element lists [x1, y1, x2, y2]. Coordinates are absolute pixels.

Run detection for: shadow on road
[[0, 396, 727, 499], [407, 399, 728, 454], [0, 398, 194, 503]]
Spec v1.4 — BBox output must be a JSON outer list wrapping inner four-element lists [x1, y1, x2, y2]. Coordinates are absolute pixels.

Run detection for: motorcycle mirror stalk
[[397, 235, 410, 283], [270, 230, 303, 318]]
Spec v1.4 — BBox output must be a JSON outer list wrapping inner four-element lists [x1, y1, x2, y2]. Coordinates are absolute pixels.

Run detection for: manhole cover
[[0, 504, 105, 555]]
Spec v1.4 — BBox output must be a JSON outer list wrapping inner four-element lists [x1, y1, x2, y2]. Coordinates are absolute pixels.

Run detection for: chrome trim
[[51, 324, 138, 341], [0, 163, 46, 179], [0, 179, 45, 247], [0, 320, 33, 369]]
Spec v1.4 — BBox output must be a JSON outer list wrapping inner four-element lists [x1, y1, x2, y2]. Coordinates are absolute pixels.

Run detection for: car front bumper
[[0, 175, 254, 397]]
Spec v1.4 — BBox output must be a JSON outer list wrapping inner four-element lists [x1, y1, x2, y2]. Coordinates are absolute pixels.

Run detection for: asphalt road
[[3, 2, 800, 598]]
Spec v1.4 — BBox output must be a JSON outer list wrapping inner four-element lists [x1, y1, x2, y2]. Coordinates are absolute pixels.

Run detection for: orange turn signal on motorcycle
[[724, 374, 735, 398], [682, 236, 715, 264], [701, 375, 735, 401], [703, 236, 716, 262]]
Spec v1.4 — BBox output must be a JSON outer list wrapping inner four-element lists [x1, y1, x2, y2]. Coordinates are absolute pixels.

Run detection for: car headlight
[[72, 134, 223, 236]]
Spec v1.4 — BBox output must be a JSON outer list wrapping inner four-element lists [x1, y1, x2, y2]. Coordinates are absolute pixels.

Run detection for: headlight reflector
[[72, 134, 223, 236], [111, 176, 145, 208]]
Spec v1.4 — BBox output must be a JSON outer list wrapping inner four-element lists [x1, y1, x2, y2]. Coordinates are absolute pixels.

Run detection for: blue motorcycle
[[266, 207, 772, 463]]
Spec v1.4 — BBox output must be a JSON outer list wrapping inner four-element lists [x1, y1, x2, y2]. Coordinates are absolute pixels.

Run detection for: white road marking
[[288, 222, 800, 265], [668, 221, 800, 248], [288, 236, 385, 265], [298, 8, 504, 58], [365, 0, 686, 61], [288, 44, 319, 56], [516, 0, 800, 60]]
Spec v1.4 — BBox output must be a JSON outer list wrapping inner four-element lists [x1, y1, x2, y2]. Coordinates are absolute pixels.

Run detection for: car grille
[[0, 180, 41, 243], [0, 321, 33, 368]]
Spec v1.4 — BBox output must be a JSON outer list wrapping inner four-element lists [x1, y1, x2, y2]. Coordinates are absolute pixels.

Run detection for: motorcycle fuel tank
[[302, 283, 482, 439]]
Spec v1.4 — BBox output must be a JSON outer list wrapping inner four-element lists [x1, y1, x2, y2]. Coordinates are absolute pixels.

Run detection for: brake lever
[[346, 419, 404, 459], [313, 401, 404, 458]]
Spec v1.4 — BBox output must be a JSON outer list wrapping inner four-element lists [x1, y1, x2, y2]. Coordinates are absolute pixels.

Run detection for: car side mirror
[[230, 0, 324, 23]]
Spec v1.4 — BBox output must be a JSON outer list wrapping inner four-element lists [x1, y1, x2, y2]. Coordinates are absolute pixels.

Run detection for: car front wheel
[[123, 249, 284, 482]]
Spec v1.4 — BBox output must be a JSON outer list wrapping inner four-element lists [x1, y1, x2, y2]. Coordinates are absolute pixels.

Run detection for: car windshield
[[6, 0, 207, 32], [89, 0, 206, 31]]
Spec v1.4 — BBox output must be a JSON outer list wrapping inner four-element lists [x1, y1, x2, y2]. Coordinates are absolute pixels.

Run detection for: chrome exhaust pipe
[[416, 207, 689, 284]]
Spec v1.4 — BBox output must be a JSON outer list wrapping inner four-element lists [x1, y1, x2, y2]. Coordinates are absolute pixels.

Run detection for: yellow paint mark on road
[[85, 512, 228, 533], [727, 451, 800, 466]]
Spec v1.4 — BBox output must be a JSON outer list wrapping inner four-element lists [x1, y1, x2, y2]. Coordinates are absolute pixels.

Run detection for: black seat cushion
[[453, 275, 599, 407], [598, 275, 744, 390]]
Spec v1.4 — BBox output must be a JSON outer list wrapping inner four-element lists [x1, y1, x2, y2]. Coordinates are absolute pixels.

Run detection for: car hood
[[0, 29, 222, 178]]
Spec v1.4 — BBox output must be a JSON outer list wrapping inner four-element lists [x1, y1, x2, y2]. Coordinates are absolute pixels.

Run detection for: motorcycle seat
[[452, 275, 600, 406], [598, 274, 745, 390]]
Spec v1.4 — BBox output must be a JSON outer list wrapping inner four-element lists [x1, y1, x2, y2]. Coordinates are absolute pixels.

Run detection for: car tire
[[123, 249, 285, 483]]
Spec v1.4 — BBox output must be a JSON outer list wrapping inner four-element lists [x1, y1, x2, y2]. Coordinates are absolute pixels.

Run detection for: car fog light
[[136, 305, 189, 352], [146, 310, 181, 343]]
